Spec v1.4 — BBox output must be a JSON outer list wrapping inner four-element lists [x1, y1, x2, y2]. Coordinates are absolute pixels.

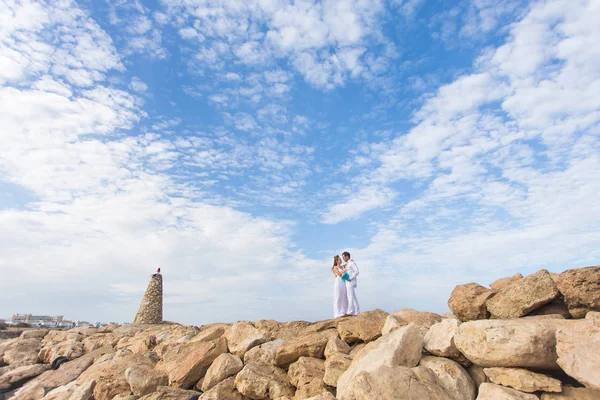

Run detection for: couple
[[332, 252, 360, 318]]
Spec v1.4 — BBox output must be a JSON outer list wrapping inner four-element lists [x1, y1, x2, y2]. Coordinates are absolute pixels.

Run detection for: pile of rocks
[[0, 265, 598, 400]]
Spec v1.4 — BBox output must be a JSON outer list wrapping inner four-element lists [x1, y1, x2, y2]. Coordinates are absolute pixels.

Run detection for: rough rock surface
[[200, 377, 243, 400], [323, 336, 350, 358], [540, 385, 600, 399], [486, 269, 560, 319], [419, 356, 476, 400], [448, 283, 495, 321], [287, 357, 325, 388], [336, 310, 388, 344], [125, 365, 169, 396], [275, 331, 337, 368], [201, 353, 243, 391], [555, 320, 600, 390], [489, 273, 523, 290], [423, 318, 461, 358], [234, 362, 294, 400], [476, 382, 539, 399], [391, 309, 442, 337], [137, 386, 200, 400], [483, 367, 562, 393], [380, 314, 407, 335], [556, 266, 600, 318], [224, 321, 268, 358], [323, 352, 352, 387], [244, 339, 285, 365]]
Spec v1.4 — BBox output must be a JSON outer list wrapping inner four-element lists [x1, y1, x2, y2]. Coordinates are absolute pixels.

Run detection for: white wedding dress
[[333, 266, 348, 318]]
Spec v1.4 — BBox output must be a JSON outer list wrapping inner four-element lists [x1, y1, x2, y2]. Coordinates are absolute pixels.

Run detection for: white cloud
[[129, 77, 148, 92]]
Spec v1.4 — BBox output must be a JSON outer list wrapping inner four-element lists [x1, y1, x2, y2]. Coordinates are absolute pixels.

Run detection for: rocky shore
[[1, 265, 598, 400]]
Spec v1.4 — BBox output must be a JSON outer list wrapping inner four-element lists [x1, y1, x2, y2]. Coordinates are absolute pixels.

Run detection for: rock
[[586, 311, 600, 320], [68, 379, 96, 400], [275, 331, 337, 368], [287, 357, 325, 388], [323, 336, 350, 358], [556, 266, 600, 318], [420, 356, 476, 400], [323, 352, 352, 387], [41, 381, 78, 400], [125, 365, 169, 396], [489, 273, 524, 290], [0, 363, 48, 388], [40, 340, 85, 364], [201, 353, 243, 391], [483, 367, 562, 393], [112, 396, 138, 400], [82, 333, 121, 353], [336, 323, 423, 398], [224, 321, 268, 358], [454, 319, 581, 369], [200, 377, 243, 400], [423, 318, 461, 358], [137, 385, 200, 400], [467, 364, 488, 388], [476, 382, 539, 399], [20, 330, 49, 340], [540, 385, 600, 399], [448, 283, 495, 321], [76, 349, 155, 400], [338, 365, 453, 400], [391, 309, 442, 337], [526, 299, 571, 319], [556, 320, 600, 390], [304, 394, 336, 400], [3, 338, 41, 366], [244, 339, 285, 365], [486, 269, 560, 319], [336, 309, 388, 344], [348, 343, 365, 359], [381, 314, 407, 335], [159, 336, 228, 389], [293, 378, 329, 400], [190, 324, 227, 344], [234, 362, 294, 400]]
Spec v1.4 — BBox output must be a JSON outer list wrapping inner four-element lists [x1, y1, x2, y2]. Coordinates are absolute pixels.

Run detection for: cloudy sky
[[1, 0, 599, 325]]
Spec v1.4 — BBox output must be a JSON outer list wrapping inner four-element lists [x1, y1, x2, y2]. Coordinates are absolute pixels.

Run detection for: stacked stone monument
[[133, 269, 163, 324]]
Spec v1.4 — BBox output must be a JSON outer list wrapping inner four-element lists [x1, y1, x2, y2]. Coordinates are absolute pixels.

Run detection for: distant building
[[58, 320, 75, 328], [10, 314, 64, 327], [76, 321, 91, 327]]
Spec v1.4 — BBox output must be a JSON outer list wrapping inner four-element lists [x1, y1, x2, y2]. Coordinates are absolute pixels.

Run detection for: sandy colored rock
[[137, 386, 199, 399], [201, 353, 243, 391], [159, 336, 228, 389], [486, 269, 560, 319], [0, 363, 48, 388], [40, 340, 85, 364], [275, 331, 337, 368], [381, 314, 407, 335], [189, 324, 227, 344], [76, 350, 155, 400], [339, 365, 453, 400], [424, 318, 461, 358], [448, 283, 495, 321], [476, 382, 539, 399], [541, 385, 600, 399], [391, 309, 442, 337], [336, 323, 423, 398], [82, 333, 121, 353], [483, 367, 561, 393], [420, 356, 476, 400], [304, 393, 336, 400], [125, 365, 169, 396], [323, 336, 350, 358], [293, 378, 329, 400], [288, 357, 325, 388], [586, 311, 600, 320], [3, 338, 42, 366], [454, 319, 581, 369], [323, 352, 352, 387], [336, 309, 388, 344], [225, 321, 268, 357], [68, 379, 96, 400], [234, 362, 294, 400], [244, 339, 285, 365], [20, 330, 49, 340], [467, 364, 488, 388], [348, 343, 365, 359], [527, 299, 571, 319], [489, 273, 524, 291], [556, 320, 600, 390], [200, 377, 243, 400], [556, 266, 600, 318]]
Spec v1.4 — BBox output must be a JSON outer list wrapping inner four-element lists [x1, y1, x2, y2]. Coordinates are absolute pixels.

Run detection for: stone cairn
[[133, 269, 163, 324]]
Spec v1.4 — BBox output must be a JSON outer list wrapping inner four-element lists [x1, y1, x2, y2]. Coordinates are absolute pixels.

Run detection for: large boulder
[[20, 329, 49, 340], [338, 365, 453, 400], [391, 309, 442, 337], [336, 310, 388, 344], [39, 340, 85, 364], [200, 377, 244, 400], [448, 283, 495, 321], [82, 333, 121, 353], [323, 336, 350, 358], [76, 350, 155, 400], [476, 382, 539, 399], [137, 386, 200, 400], [454, 319, 581, 369], [556, 320, 600, 390], [526, 299, 571, 319], [419, 356, 476, 400], [483, 367, 562, 393], [486, 269, 560, 319], [159, 336, 228, 389], [125, 365, 169, 396], [323, 352, 352, 387], [68, 379, 96, 400], [234, 362, 294, 400], [540, 385, 600, 399], [467, 364, 488, 388], [489, 273, 523, 291], [381, 314, 407, 335], [556, 266, 600, 318], [275, 331, 337, 368], [224, 321, 268, 358], [201, 353, 243, 391], [423, 318, 461, 358], [3, 338, 42, 366], [0, 363, 49, 390], [244, 339, 285, 365], [288, 357, 325, 388], [336, 323, 423, 399]]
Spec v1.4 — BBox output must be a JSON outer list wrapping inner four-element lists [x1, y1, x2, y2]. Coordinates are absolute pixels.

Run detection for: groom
[[342, 251, 360, 316]]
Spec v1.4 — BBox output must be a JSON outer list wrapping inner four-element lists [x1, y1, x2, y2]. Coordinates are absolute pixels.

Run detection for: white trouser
[[345, 281, 360, 315]]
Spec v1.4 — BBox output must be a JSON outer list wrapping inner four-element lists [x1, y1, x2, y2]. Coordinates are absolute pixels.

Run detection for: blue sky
[[1, 0, 599, 325]]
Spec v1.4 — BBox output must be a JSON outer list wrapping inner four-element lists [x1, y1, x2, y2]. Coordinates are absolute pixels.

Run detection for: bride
[[332, 255, 348, 318]]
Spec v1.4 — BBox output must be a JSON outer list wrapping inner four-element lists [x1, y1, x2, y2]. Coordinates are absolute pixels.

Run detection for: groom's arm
[[347, 261, 359, 280]]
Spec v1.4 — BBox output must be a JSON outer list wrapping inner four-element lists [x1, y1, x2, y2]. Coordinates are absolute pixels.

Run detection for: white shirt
[[343, 260, 359, 288]]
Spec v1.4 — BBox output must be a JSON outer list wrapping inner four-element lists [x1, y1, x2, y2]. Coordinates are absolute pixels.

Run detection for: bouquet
[[341, 272, 350, 281]]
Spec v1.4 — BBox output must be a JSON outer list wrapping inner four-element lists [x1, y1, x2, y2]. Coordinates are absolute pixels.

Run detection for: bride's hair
[[332, 255, 341, 276]]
